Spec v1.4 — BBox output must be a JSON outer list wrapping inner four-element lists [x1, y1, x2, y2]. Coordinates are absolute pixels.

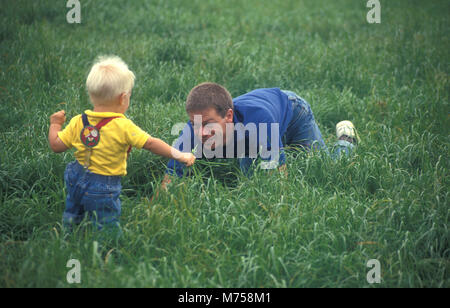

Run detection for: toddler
[[48, 55, 195, 234]]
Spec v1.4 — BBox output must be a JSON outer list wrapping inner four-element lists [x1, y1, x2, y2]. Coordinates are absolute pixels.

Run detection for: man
[[162, 82, 358, 186]]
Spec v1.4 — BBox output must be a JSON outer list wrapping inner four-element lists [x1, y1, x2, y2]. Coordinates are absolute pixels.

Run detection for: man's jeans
[[238, 90, 354, 175], [281, 90, 327, 151], [63, 160, 122, 235]]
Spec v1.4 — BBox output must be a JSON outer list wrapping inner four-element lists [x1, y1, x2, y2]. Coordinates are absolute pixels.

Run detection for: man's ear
[[225, 108, 233, 123]]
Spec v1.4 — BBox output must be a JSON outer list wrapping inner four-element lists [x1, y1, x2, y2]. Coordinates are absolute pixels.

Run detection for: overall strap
[[82, 113, 90, 127], [95, 117, 120, 129], [82, 113, 120, 129]]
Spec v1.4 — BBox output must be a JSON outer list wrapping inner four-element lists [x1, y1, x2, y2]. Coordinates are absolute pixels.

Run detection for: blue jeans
[[281, 90, 327, 152], [238, 90, 354, 174], [63, 161, 122, 234], [281, 90, 354, 158]]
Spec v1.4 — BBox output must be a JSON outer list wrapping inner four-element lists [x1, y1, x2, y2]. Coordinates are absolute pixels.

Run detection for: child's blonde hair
[[86, 55, 135, 104]]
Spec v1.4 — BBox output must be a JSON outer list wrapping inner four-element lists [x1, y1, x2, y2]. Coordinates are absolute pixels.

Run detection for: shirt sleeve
[[124, 120, 151, 149], [57, 115, 81, 149]]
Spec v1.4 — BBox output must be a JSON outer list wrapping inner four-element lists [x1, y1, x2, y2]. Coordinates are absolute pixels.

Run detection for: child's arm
[[48, 110, 69, 153], [143, 137, 196, 167]]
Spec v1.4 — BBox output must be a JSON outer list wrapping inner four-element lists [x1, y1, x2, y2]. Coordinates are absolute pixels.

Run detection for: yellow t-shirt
[[58, 110, 150, 176]]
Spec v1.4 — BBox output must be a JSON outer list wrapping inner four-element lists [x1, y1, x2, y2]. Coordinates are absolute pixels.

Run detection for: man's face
[[189, 108, 234, 150]]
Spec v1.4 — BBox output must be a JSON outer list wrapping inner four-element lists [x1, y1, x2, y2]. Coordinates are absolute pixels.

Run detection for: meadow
[[0, 0, 448, 288]]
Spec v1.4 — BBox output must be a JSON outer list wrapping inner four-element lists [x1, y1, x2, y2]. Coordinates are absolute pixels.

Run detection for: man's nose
[[199, 125, 214, 137], [195, 125, 205, 137], [193, 126, 206, 139]]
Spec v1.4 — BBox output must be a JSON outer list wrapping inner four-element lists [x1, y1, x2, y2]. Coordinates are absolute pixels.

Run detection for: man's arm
[[48, 110, 69, 153]]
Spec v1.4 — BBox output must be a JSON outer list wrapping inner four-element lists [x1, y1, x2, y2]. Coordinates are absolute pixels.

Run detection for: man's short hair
[[86, 55, 135, 104], [186, 82, 233, 118]]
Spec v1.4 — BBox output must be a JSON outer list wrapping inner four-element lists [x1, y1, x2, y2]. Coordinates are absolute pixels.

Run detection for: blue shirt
[[166, 88, 293, 177]]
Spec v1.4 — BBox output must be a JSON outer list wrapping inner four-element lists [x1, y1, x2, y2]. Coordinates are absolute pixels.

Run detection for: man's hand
[[161, 174, 172, 191], [149, 174, 172, 204], [278, 164, 288, 178]]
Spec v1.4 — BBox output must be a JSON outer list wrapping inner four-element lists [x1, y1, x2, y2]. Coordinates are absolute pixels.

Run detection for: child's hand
[[179, 153, 196, 167], [48, 110, 68, 153], [50, 110, 66, 126]]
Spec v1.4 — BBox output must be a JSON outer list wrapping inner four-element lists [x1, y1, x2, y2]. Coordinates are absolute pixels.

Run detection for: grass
[[0, 0, 449, 288]]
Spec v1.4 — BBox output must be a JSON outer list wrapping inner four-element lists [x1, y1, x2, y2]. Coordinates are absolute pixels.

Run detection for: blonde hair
[[86, 55, 135, 104]]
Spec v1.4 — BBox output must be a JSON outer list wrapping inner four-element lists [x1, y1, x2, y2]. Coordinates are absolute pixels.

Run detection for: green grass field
[[0, 0, 448, 288]]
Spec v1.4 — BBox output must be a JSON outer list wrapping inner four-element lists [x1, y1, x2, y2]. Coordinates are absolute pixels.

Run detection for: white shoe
[[336, 121, 360, 144]]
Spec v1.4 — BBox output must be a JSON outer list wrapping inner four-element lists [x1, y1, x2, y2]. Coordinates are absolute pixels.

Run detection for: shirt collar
[[84, 110, 126, 119]]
